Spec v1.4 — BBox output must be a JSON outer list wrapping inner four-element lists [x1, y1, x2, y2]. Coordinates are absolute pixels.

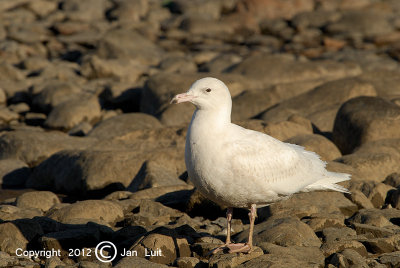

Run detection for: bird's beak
[[170, 93, 196, 104]]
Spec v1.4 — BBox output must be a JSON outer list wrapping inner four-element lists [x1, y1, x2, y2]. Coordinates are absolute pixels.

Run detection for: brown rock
[[131, 228, 191, 265], [263, 120, 313, 141], [302, 212, 346, 232], [0, 159, 30, 187], [208, 247, 263, 268], [0, 219, 43, 255], [0, 205, 43, 221], [45, 95, 101, 130], [285, 134, 341, 161], [336, 139, 400, 182], [349, 190, 374, 209], [349, 208, 400, 228], [235, 216, 321, 247], [333, 96, 400, 154], [0, 129, 96, 165], [175, 256, 206, 268], [368, 183, 396, 208], [231, 53, 361, 90], [258, 243, 324, 267], [115, 256, 168, 268], [16, 191, 60, 212], [260, 77, 376, 131], [47, 200, 124, 225], [88, 113, 162, 139]]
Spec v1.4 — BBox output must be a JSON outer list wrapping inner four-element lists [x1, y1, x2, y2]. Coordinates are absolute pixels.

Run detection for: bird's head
[[171, 77, 232, 111]]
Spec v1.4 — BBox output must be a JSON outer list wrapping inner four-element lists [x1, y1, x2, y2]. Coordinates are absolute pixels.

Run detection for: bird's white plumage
[[178, 77, 350, 209]]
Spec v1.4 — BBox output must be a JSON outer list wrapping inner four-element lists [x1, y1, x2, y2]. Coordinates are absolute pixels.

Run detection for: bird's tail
[[304, 171, 351, 194]]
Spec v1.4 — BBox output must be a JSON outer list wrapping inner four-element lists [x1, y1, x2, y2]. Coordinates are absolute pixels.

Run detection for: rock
[[0, 219, 43, 254], [124, 200, 183, 227], [0, 63, 24, 81], [336, 139, 400, 182], [81, 55, 146, 82], [361, 235, 400, 254], [383, 173, 400, 188], [349, 208, 400, 228], [235, 216, 321, 247], [0, 88, 6, 104], [96, 28, 163, 65], [230, 53, 361, 89], [321, 227, 368, 257], [16, 191, 60, 212], [32, 81, 82, 113], [352, 223, 397, 239], [130, 227, 191, 265], [262, 191, 357, 220], [258, 243, 325, 267], [0, 159, 30, 187], [231, 80, 322, 121], [262, 119, 313, 141], [260, 77, 376, 131], [46, 200, 124, 225], [368, 183, 396, 208], [349, 190, 374, 209], [285, 134, 342, 161], [115, 256, 168, 268], [208, 247, 264, 268], [108, 0, 149, 23], [45, 95, 101, 130], [379, 252, 400, 268], [88, 113, 162, 139], [0, 251, 18, 267], [234, 253, 313, 268], [62, 0, 107, 22], [128, 151, 186, 192], [158, 55, 198, 74], [389, 189, 400, 209], [302, 212, 346, 232], [0, 130, 96, 165], [333, 96, 400, 154], [328, 249, 369, 268], [175, 256, 206, 268], [0, 205, 43, 221], [326, 10, 393, 38], [0, 107, 19, 124]]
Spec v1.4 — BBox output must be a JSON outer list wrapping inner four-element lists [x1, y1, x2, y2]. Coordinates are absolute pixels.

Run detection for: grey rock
[[333, 96, 400, 154], [16, 191, 60, 212], [88, 113, 162, 139], [0, 159, 30, 187]]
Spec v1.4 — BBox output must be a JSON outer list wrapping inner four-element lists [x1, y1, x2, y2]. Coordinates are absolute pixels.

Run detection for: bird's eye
[[206, 88, 211, 92]]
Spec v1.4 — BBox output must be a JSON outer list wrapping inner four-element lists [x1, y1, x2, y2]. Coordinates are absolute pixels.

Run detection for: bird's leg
[[227, 204, 256, 254], [225, 207, 233, 244], [208, 205, 256, 255]]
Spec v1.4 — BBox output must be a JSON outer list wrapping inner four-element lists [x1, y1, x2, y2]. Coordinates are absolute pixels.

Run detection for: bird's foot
[[208, 243, 252, 255]]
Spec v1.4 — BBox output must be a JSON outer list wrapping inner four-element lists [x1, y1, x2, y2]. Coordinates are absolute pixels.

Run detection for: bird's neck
[[191, 108, 231, 131]]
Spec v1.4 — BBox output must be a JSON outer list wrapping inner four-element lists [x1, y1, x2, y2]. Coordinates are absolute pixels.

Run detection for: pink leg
[[209, 205, 257, 255]]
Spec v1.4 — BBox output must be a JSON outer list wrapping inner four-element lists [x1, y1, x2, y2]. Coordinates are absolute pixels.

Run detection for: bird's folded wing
[[223, 129, 326, 195]]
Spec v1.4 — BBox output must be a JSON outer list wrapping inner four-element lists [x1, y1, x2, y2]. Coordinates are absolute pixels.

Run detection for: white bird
[[171, 77, 350, 254]]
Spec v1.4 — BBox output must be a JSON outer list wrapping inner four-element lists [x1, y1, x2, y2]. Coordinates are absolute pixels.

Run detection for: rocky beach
[[1, 0, 400, 267]]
